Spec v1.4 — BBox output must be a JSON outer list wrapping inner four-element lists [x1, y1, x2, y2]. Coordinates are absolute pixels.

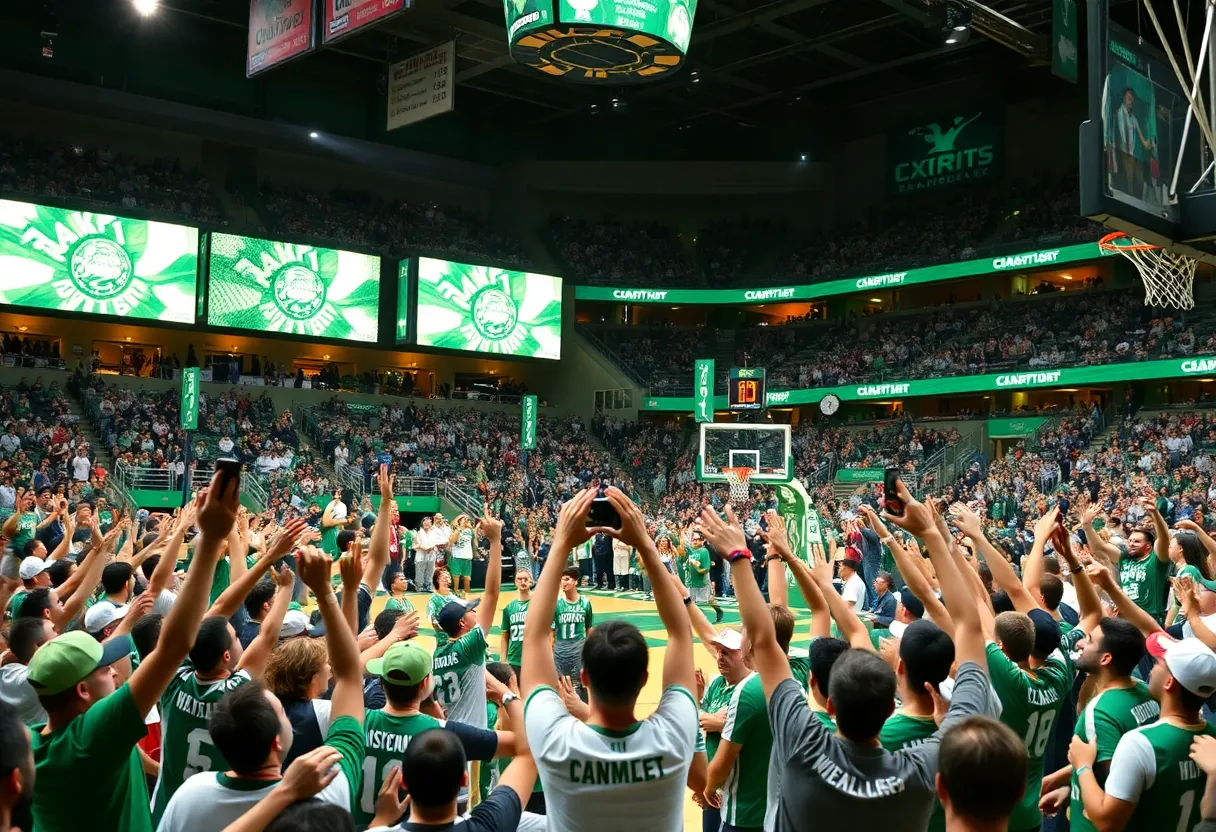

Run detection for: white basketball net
[[723, 467, 752, 503], [1116, 242, 1197, 310]]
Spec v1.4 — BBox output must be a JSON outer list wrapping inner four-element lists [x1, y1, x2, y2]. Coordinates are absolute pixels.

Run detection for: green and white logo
[[0, 199, 198, 322], [890, 109, 1002, 195], [416, 257, 562, 359], [206, 233, 380, 342]]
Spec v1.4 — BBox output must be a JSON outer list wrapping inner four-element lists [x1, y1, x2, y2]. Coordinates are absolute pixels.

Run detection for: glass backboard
[[697, 423, 792, 483]]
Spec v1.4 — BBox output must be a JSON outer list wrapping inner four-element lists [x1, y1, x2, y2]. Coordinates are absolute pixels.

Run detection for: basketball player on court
[[521, 487, 698, 832], [554, 566, 593, 702]]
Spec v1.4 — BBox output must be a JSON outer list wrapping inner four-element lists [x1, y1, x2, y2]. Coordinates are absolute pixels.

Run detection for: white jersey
[[524, 684, 698, 832]]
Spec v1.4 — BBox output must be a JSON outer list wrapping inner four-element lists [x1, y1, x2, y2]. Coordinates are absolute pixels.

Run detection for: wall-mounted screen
[[0, 199, 198, 323], [206, 233, 380, 342], [415, 257, 562, 359]]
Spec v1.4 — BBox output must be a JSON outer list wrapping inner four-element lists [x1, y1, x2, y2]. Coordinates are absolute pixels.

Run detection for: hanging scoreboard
[[728, 367, 766, 411]]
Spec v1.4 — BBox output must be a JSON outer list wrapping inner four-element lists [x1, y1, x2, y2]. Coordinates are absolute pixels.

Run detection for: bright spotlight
[[133, 0, 160, 16], [309, 131, 319, 139]]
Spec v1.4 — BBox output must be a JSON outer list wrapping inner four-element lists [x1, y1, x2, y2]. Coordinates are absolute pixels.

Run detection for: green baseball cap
[[27, 631, 132, 696], [366, 641, 433, 687]]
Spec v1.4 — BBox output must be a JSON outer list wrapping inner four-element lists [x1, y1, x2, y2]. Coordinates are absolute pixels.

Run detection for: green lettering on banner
[[693, 359, 714, 423], [889, 109, 1003, 195], [180, 368, 200, 431], [644, 355, 1216, 411], [573, 242, 1110, 305], [834, 468, 885, 484], [521, 394, 538, 450], [775, 480, 821, 596], [1052, 0, 1078, 83], [987, 417, 1047, 439]]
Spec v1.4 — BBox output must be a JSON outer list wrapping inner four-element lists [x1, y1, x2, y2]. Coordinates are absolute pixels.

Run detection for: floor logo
[[69, 237, 134, 300], [273, 264, 327, 320], [471, 286, 519, 340]]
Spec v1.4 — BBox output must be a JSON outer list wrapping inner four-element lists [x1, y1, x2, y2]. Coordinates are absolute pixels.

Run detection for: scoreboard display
[[728, 367, 766, 411]]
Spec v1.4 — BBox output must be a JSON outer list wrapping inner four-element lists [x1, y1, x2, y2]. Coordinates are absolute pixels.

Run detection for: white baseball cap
[[1147, 632, 1216, 697], [712, 629, 745, 652], [19, 557, 52, 581], [84, 602, 129, 634], [280, 609, 325, 639]]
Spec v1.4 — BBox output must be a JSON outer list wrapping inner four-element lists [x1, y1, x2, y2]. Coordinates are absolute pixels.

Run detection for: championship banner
[[323, 0, 408, 44], [247, 0, 315, 77], [0, 199, 198, 323], [889, 107, 1003, 195], [693, 359, 714, 423], [180, 368, 200, 431], [387, 41, 455, 131], [206, 233, 381, 343], [521, 395, 538, 450], [775, 480, 822, 595], [395, 259, 411, 343], [415, 257, 563, 359], [1052, 0, 1078, 83]]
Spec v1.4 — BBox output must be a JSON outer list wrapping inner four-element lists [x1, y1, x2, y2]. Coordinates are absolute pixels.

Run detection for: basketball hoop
[[1098, 232, 1197, 309], [722, 467, 753, 503]]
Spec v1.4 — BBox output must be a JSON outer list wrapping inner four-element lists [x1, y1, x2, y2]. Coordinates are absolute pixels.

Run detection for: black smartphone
[[214, 458, 242, 492], [883, 468, 905, 517], [587, 494, 622, 530], [1056, 497, 1070, 533]]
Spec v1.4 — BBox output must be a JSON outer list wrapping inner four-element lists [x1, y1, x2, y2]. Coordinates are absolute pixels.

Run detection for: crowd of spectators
[[0, 377, 96, 514], [0, 134, 225, 226], [547, 215, 695, 286]]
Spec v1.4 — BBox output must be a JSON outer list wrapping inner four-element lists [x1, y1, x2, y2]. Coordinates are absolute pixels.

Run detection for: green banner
[[574, 242, 1109, 306], [694, 359, 714, 423], [987, 417, 1048, 439], [834, 468, 885, 483], [180, 368, 200, 431], [775, 480, 822, 598], [645, 355, 1216, 411], [0, 199, 198, 323], [396, 260, 411, 343], [521, 394, 538, 450], [346, 403, 381, 415], [206, 233, 380, 342], [416, 257, 563, 360], [1052, 0, 1078, 83], [504, 0, 555, 40], [890, 108, 1002, 195]]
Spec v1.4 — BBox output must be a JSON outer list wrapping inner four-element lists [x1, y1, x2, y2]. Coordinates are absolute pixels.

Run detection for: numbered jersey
[[432, 624, 489, 728], [501, 598, 530, 665], [354, 711, 442, 829], [1105, 720, 1216, 832], [985, 642, 1073, 831], [151, 662, 252, 824], [554, 596, 592, 642]]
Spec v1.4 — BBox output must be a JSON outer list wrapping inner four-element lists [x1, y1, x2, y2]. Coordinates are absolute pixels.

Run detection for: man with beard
[[0, 700, 34, 832]]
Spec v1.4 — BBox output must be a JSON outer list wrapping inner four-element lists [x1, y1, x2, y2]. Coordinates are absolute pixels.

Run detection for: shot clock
[[728, 367, 766, 411]]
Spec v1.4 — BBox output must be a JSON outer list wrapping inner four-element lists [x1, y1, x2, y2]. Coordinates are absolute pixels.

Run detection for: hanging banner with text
[[1052, 0, 1078, 83], [323, 0, 409, 44], [987, 417, 1048, 439], [643, 355, 1216, 411], [521, 395, 538, 450], [387, 41, 455, 131], [180, 367, 200, 431], [247, 0, 315, 77], [694, 359, 714, 423], [888, 107, 1003, 195], [574, 241, 1110, 305]]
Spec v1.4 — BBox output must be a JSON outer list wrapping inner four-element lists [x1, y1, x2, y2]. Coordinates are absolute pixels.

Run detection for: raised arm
[[700, 504, 790, 699], [235, 565, 294, 677], [46, 499, 73, 563], [359, 612, 420, 667], [768, 513, 833, 641], [299, 545, 364, 723], [1080, 502, 1123, 570], [339, 531, 363, 635], [665, 567, 717, 648], [475, 504, 503, 635], [861, 504, 953, 632], [149, 506, 194, 596], [129, 475, 237, 715], [1021, 507, 1057, 603], [226, 509, 251, 589], [1143, 499, 1172, 564], [952, 503, 1038, 615], [54, 525, 120, 632], [207, 517, 308, 620], [1053, 527, 1103, 634], [362, 465, 394, 589], [1085, 561, 1163, 638]]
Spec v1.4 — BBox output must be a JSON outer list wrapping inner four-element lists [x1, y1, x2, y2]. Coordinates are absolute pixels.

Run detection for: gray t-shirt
[[768, 661, 991, 832]]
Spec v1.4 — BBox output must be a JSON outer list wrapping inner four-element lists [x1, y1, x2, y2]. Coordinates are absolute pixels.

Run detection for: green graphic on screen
[[416, 257, 562, 359], [207, 233, 380, 342], [504, 0, 554, 39], [571, 0, 696, 52], [396, 259, 411, 343], [0, 199, 198, 323]]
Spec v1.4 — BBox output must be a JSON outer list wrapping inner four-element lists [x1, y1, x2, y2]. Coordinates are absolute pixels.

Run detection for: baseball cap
[[712, 629, 745, 651], [84, 602, 129, 634], [898, 587, 925, 620], [366, 642, 433, 686], [19, 557, 52, 581], [280, 609, 325, 639], [27, 631, 132, 696], [1028, 609, 1063, 659], [1146, 632, 1216, 697], [437, 599, 480, 635]]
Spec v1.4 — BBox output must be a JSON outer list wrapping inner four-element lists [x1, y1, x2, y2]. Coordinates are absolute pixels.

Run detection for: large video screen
[[206, 233, 380, 342], [415, 257, 562, 360], [0, 199, 198, 323]]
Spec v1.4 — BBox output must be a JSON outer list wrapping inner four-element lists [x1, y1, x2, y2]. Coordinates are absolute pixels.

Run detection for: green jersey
[[789, 654, 811, 695], [151, 662, 253, 823], [881, 712, 944, 832], [719, 672, 772, 829], [554, 595, 592, 642], [432, 624, 489, 727], [1119, 552, 1170, 617], [385, 596, 415, 614], [355, 710, 442, 828], [985, 642, 1073, 830], [687, 546, 710, 588], [5, 589, 28, 620], [11, 511, 36, 550], [428, 592, 453, 645], [700, 674, 737, 761], [1105, 720, 1216, 832], [1070, 681, 1161, 832], [812, 710, 836, 731], [501, 598, 530, 665]]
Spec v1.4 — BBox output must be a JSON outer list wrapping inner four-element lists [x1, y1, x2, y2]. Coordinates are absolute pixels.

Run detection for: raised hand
[[881, 478, 936, 539], [948, 503, 984, 540], [599, 487, 649, 549], [266, 517, 309, 562], [272, 563, 295, 591], [1034, 506, 1062, 545], [280, 746, 342, 801], [697, 504, 747, 556], [296, 545, 334, 596], [378, 463, 394, 501], [759, 510, 793, 561], [552, 489, 596, 555], [391, 611, 419, 641], [478, 504, 503, 543]]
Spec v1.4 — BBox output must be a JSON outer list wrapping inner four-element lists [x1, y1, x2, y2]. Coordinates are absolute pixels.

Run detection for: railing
[[442, 481, 484, 517], [114, 460, 267, 510], [575, 326, 649, 387]]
